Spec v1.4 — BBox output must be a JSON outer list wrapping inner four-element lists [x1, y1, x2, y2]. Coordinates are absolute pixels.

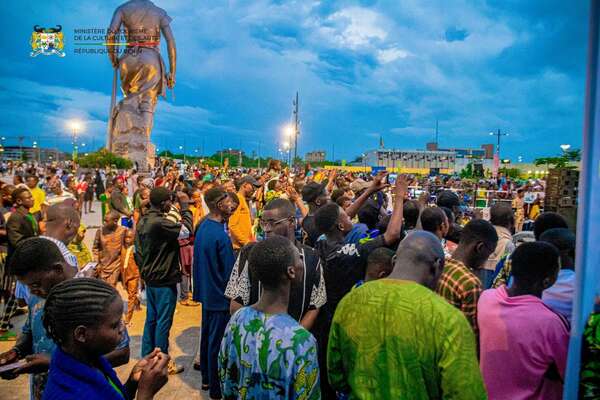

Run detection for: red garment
[[179, 237, 194, 275], [77, 181, 88, 195]]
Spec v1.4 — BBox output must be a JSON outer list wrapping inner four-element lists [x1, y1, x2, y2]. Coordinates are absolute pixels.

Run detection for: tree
[[77, 149, 133, 169], [534, 149, 581, 170], [460, 163, 474, 179], [499, 167, 521, 179]]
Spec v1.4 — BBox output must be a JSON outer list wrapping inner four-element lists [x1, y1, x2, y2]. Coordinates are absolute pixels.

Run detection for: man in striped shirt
[[40, 203, 80, 270], [436, 219, 497, 334]]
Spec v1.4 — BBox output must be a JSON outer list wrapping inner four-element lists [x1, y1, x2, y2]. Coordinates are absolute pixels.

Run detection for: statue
[[106, 0, 176, 171]]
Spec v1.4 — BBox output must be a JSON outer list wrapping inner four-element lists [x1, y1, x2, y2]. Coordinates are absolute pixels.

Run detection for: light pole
[[68, 119, 82, 161], [292, 91, 299, 167], [560, 144, 571, 153], [257, 140, 261, 169], [489, 129, 508, 178], [489, 129, 509, 159], [283, 141, 291, 166], [179, 145, 185, 163], [32, 140, 39, 164]]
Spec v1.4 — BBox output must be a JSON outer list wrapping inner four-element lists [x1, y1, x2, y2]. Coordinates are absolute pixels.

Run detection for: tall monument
[[106, 0, 176, 171]]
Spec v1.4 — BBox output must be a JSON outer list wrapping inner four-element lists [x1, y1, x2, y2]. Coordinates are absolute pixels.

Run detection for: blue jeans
[[142, 285, 177, 356], [178, 274, 191, 301], [200, 309, 230, 399]]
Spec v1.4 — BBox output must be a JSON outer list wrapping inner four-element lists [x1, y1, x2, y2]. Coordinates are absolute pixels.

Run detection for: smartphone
[[387, 173, 397, 185], [0, 360, 26, 374], [78, 262, 98, 278]]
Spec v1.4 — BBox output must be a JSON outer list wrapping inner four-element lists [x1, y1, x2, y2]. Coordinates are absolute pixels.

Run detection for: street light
[[282, 141, 291, 166], [68, 119, 82, 161], [560, 144, 571, 152], [489, 130, 509, 158]]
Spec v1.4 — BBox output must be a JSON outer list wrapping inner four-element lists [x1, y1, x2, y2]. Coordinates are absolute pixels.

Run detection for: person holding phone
[[134, 187, 192, 375], [41, 278, 170, 400], [0, 237, 131, 400]]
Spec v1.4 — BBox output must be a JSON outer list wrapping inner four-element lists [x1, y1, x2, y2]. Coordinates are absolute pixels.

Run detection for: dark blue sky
[[0, 0, 589, 162]]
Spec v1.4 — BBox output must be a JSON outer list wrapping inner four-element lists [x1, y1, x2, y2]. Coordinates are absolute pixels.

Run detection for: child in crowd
[[120, 230, 141, 325], [42, 278, 169, 400], [68, 225, 93, 269], [93, 211, 126, 288], [99, 182, 114, 220]]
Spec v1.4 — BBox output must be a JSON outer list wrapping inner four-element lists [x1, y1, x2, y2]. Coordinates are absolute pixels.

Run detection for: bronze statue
[[106, 0, 176, 171]]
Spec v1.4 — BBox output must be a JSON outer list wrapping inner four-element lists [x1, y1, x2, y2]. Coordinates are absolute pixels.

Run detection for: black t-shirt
[[302, 215, 321, 248], [315, 235, 386, 324]]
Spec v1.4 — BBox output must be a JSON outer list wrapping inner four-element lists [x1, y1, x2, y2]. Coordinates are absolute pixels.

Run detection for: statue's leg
[[140, 99, 157, 170]]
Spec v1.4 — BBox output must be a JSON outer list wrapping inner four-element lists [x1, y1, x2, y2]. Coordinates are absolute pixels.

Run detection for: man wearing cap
[[349, 178, 370, 196], [301, 181, 330, 247], [228, 176, 261, 251], [134, 186, 192, 375]]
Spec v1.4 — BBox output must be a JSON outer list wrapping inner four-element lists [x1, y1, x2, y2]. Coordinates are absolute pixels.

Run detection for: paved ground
[[0, 201, 209, 399]]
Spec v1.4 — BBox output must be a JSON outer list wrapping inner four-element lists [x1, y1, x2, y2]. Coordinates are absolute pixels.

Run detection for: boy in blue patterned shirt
[[219, 236, 320, 400]]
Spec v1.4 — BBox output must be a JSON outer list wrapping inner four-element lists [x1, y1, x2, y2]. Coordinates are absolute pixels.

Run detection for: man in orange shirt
[[228, 176, 261, 251]]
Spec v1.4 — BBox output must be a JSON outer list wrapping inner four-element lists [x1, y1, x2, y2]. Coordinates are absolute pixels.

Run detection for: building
[[0, 146, 67, 163], [426, 142, 494, 159], [356, 148, 456, 174], [218, 148, 245, 157], [305, 150, 326, 163]]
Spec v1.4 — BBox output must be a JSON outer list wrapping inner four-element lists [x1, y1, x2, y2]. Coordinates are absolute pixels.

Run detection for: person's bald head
[[390, 231, 445, 290], [45, 203, 81, 245]]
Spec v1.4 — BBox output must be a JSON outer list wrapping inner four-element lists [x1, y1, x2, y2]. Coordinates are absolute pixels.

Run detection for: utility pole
[[258, 140, 261, 169], [490, 129, 509, 159], [18, 136, 24, 161], [435, 119, 439, 146], [293, 91, 299, 167], [239, 138, 242, 167], [220, 137, 224, 166], [332, 143, 335, 163]]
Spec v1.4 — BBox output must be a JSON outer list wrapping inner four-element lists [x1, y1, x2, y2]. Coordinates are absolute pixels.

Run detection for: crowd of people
[[0, 157, 597, 399]]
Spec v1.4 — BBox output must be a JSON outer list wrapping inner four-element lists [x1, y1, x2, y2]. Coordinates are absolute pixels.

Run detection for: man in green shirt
[[328, 231, 486, 400]]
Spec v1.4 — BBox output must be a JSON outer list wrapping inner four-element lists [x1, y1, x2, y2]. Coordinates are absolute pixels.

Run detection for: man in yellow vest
[[229, 176, 261, 251]]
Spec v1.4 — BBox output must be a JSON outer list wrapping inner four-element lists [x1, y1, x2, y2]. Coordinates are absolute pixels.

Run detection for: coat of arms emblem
[[30, 25, 65, 57]]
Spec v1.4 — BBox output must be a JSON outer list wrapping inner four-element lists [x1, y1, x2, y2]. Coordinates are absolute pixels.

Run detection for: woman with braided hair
[[42, 278, 170, 400], [0, 237, 130, 399]]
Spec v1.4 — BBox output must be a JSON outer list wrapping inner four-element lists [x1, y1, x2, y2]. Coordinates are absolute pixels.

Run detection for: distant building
[[425, 142, 494, 159], [359, 149, 456, 170], [305, 150, 326, 163], [0, 146, 66, 163], [218, 148, 245, 157]]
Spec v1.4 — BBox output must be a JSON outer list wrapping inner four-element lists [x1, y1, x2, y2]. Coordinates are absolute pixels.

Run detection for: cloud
[[377, 48, 410, 64], [445, 27, 469, 42], [0, 0, 587, 162]]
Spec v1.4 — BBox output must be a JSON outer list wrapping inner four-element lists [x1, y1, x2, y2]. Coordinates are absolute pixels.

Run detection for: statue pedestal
[[110, 100, 155, 172]]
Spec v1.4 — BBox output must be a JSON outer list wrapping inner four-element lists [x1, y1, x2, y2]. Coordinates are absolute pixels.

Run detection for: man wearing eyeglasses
[[225, 198, 326, 331]]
